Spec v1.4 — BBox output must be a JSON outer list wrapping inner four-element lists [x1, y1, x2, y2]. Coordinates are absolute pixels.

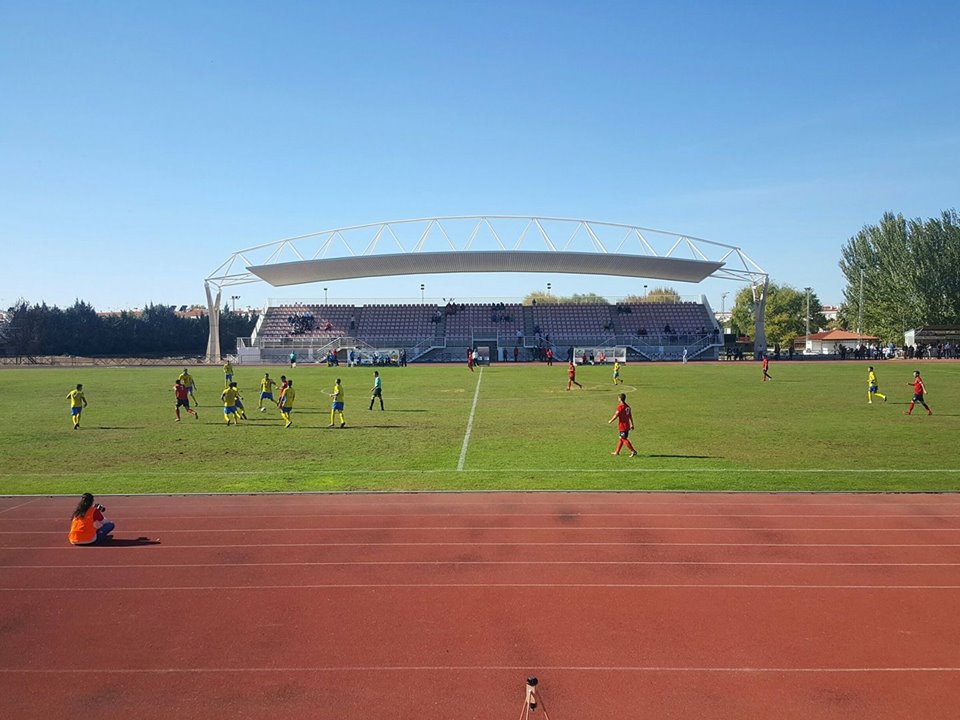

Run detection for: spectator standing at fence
[[66, 384, 88, 430], [513, 346, 520, 362], [546, 348, 554, 366], [289, 352, 297, 368]]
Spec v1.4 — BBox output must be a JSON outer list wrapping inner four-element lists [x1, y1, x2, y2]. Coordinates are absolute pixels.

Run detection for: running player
[[276, 375, 288, 408], [223, 360, 234, 386], [279, 379, 295, 428], [233, 382, 248, 420], [867, 366, 887, 404], [566, 360, 583, 390], [608, 392, 637, 457], [905, 370, 933, 416], [66, 384, 88, 429], [329, 378, 346, 427], [761, 354, 772, 382], [178, 368, 197, 403], [173, 380, 198, 421], [369, 370, 384, 411], [259, 372, 277, 412], [612, 360, 623, 385], [221, 382, 241, 425]]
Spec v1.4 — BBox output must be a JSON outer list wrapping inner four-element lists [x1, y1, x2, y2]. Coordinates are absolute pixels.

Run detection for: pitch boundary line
[[1, 666, 958, 674], [457, 367, 483, 471], [5, 583, 960, 591]]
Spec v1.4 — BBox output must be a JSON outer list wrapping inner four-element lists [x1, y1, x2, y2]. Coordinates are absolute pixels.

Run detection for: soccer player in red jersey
[[608, 393, 637, 457], [467, 347, 474, 372], [276, 375, 288, 407], [566, 360, 583, 390], [905, 370, 932, 416], [173, 380, 199, 421], [761, 354, 772, 382]]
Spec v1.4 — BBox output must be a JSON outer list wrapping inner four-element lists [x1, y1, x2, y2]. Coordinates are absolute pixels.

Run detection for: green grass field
[[1, 360, 958, 495]]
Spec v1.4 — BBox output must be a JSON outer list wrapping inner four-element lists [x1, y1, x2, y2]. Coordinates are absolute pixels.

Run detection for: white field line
[[5, 583, 960, 591], [0, 665, 958, 674], [2, 467, 959, 477], [457, 367, 483, 471]]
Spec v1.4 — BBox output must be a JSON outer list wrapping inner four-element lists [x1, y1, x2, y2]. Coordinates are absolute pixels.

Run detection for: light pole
[[546, 282, 552, 296], [721, 292, 729, 315], [804, 287, 811, 351], [231, 295, 240, 312], [643, 284, 648, 301], [420, 283, 425, 305], [857, 267, 864, 345], [324, 287, 328, 305]]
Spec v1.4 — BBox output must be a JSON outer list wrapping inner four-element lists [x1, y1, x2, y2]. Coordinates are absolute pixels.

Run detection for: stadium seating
[[445, 304, 523, 342], [356, 304, 436, 343], [617, 303, 714, 337], [531, 304, 615, 342]]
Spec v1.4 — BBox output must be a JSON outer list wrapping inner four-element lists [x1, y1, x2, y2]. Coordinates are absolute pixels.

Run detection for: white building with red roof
[[795, 330, 879, 354]]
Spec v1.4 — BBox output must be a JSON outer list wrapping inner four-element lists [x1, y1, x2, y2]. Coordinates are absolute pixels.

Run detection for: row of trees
[[728, 284, 827, 348], [840, 210, 960, 341], [521, 287, 682, 305], [2, 300, 257, 358]]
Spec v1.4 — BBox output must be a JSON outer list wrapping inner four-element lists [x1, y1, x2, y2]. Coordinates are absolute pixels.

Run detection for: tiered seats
[[357, 305, 437, 343], [532, 304, 614, 340], [619, 303, 714, 336], [445, 304, 523, 341], [259, 305, 356, 340]]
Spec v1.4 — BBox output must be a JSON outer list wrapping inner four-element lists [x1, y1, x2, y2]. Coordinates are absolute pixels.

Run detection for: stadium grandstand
[[209, 216, 767, 363]]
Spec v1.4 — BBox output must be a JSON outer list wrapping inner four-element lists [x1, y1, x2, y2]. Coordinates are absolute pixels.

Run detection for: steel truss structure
[[205, 216, 768, 361]]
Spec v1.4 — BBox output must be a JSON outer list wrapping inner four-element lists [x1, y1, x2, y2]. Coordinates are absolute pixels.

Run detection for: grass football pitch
[[0, 361, 958, 495]]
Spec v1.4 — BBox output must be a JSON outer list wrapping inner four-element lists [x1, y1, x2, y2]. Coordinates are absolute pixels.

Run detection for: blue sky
[[2, 1, 958, 312]]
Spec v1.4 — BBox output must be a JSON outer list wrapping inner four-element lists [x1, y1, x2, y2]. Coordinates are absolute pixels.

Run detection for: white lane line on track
[[0, 500, 36, 515], [457, 367, 483, 471], [5, 561, 960, 569], [7, 513, 960, 521], [5, 541, 960, 550], [6, 526, 960, 534], [5, 583, 960, 591], [0, 666, 958, 674]]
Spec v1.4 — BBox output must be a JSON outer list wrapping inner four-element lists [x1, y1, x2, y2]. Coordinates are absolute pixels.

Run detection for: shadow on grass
[[646, 454, 720, 459], [90, 426, 147, 430]]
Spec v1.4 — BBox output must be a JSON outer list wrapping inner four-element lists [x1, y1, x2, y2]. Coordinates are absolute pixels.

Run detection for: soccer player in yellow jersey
[[221, 382, 241, 425], [328, 378, 346, 428], [279, 379, 295, 428], [66, 384, 88, 429], [223, 361, 234, 386], [258, 372, 277, 412], [178, 368, 197, 404], [867, 366, 887, 404], [613, 361, 623, 385]]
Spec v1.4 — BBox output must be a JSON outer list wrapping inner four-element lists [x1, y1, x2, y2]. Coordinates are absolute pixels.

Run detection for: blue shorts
[[187, 386, 194, 394], [869, 384, 878, 393], [235, 399, 244, 408], [332, 402, 344, 411], [260, 392, 273, 400], [223, 405, 236, 414], [280, 406, 292, 414], [224, 374, 233, 382], [71, 407, 82, 416]]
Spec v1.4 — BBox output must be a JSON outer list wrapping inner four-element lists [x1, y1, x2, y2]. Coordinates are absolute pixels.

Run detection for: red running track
[[2, 492, 960, 719]]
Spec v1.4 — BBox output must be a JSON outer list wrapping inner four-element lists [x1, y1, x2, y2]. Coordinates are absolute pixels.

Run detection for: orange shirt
[[68, 507, 103, 545]]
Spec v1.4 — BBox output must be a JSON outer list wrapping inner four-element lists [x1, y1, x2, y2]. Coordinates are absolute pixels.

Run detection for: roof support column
[[205, 282, 222, 363]]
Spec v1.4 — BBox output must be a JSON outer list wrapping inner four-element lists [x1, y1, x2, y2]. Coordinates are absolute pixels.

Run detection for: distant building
[[795, 330, 878, 354], [821, 305, 840, 323]]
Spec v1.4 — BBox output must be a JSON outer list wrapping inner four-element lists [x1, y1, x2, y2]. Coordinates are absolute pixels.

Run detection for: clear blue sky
[[2, 0, 958, 312]]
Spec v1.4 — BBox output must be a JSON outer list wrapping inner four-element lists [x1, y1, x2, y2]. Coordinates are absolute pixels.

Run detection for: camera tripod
[[518, 677, 552, 720]]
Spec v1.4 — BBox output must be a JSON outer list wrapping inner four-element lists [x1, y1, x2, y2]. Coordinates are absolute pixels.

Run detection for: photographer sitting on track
[[68, 493, 115, 545]]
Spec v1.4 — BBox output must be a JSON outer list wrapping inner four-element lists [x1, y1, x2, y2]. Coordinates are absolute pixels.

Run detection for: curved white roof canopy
[[248, 251, 723, 286]]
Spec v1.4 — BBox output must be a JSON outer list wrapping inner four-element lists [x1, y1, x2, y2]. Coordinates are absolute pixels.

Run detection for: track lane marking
[[5, 583, 960, 590], [1, 666, 959, 674], [4, 561, 960, 569]]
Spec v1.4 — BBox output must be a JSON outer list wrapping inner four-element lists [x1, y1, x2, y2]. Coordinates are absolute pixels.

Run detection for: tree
[[839, 210, 960, 342], [729, 283, 826, 347], [566, 293, 609, 305], [522, 292, 560, 305], [621, 286, 681, 304]]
